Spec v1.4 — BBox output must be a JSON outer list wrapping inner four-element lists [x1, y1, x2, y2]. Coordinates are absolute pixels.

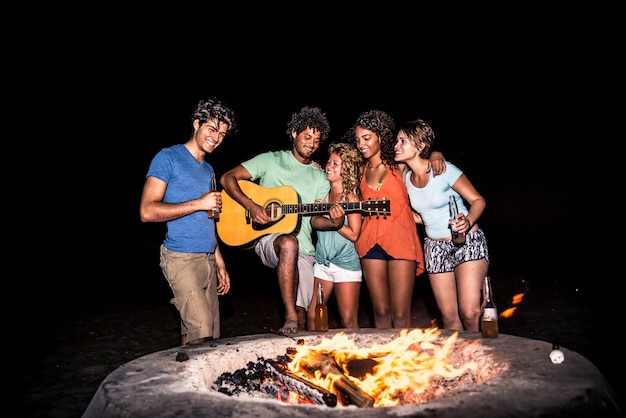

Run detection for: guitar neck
[[282, 201, 368, 215]]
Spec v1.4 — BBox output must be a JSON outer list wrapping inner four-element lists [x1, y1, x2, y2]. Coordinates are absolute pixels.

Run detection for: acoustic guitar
[[217, 180, 391, 247]]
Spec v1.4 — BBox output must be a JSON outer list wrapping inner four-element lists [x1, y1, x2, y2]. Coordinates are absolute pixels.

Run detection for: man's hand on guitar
[[247, 202, 271, 225]]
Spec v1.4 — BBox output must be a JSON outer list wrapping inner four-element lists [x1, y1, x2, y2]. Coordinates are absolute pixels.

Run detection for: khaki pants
[[160, 245, 220, 341]]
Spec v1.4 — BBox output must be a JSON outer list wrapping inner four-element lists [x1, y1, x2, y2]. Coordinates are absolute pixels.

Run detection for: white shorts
[[255, 234, 316, 309], [314, 262, 363, 283]]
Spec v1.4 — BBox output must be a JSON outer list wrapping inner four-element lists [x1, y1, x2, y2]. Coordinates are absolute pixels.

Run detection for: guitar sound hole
[[265, 202, 282, 220], [251, 202, 284, 231]]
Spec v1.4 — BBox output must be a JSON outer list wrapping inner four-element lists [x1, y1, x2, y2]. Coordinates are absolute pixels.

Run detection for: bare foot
[[278, 319, 299, 334], [187, 337, 209, 345]]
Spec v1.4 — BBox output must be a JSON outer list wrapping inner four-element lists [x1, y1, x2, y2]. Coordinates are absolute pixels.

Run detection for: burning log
[[293, 351, 375, 408], [264, 359, 337, 407]]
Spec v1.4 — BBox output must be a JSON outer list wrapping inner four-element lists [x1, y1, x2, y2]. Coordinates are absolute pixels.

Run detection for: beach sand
[[19, 247, 622, 417]]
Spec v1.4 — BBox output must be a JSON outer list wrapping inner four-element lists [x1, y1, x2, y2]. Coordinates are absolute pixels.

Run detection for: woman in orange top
[[347, 110, 445, 328]]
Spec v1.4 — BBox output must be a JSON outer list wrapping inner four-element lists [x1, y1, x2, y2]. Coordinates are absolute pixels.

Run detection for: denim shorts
[[360, 243, 399, 261], [424, 229, 490, 274]]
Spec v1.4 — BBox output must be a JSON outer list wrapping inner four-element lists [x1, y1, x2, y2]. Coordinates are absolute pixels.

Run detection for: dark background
[[43, 17, 594, 296], [14, 7, 620, 416]]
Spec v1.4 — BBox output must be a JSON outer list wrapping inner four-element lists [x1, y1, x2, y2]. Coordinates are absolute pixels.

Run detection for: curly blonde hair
[[327, 142, 364, 201]]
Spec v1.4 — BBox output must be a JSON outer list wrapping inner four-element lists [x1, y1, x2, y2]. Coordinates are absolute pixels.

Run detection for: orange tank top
[[354, 166, 425, 275]]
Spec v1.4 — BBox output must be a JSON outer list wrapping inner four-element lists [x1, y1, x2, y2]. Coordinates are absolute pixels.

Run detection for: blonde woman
[[308, 142, 365, 329]]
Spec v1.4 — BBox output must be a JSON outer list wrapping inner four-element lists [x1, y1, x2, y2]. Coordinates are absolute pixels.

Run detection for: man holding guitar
[[220, 107, 341, 334]]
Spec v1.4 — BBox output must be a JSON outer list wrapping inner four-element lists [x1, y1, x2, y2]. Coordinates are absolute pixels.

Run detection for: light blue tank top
[[405, 161, 469, 239]]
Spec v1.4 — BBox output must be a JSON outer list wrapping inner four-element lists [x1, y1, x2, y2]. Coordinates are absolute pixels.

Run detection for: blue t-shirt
[[242, 150, 330, 256], [147, 144, 218, 253], [405, 161, 469, 239]]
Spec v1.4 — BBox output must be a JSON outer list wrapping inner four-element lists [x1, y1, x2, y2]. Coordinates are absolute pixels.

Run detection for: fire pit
[[83, 329, 622, 417]]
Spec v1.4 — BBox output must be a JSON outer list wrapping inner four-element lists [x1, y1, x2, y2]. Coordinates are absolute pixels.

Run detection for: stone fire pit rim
[[82, 328, 623, 418]]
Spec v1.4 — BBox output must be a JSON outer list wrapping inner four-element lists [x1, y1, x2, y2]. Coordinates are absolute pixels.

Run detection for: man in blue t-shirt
[[221, 106, 343, 333], [140, 98, 237, 346]]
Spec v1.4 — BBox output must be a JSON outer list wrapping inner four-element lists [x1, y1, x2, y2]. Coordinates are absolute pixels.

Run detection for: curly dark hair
[[192, 97, 238, 135], [350, 109, 397, 168], [285, 106, 331, 143]]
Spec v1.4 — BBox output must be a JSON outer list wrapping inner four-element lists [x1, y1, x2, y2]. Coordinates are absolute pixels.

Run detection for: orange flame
[[500, 307, 518, 318], [286, 328, 477, 407], [499, 292, 525, 319]]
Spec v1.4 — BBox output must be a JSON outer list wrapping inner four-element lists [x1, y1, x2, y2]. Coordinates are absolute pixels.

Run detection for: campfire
[[84, 328, 622, 417], [213, 327, 508, 408]]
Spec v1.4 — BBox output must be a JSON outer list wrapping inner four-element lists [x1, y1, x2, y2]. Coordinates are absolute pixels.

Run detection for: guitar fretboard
[[280, 200, 388, 215]]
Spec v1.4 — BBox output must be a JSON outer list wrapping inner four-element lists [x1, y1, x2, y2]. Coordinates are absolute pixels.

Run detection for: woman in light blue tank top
[[394, 118, 490, 333]]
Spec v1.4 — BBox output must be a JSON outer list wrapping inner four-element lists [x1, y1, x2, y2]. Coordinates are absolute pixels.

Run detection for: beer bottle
[[481, 276, 499, 338], [314, 283, 329, 332], [449, 195, 466, 247]]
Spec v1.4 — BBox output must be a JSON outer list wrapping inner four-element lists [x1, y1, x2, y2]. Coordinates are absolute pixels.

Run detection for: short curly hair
[[192, 97, 238, 135], [285, 106, 331, 143]]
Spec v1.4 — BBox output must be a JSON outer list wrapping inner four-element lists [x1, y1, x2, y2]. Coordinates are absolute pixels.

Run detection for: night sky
[[24, 9, 612, 304]]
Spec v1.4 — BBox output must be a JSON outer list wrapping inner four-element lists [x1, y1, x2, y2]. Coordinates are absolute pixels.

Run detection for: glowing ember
[[285, 327, 484, 407], [511, 293, 524, 304], [500, 292, 525, 319], [500, 307, 518, 318]]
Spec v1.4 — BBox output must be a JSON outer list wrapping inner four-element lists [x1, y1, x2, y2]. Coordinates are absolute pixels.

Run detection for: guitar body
[[217, 181, 299, 247], [217, 180, 390, 247]]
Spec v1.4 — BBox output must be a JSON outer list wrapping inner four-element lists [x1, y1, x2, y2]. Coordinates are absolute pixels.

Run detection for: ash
[[212, 355, 289, 400]]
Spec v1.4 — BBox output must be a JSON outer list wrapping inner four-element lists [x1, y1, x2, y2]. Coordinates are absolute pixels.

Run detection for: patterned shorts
[[424, 229, 490, 274]]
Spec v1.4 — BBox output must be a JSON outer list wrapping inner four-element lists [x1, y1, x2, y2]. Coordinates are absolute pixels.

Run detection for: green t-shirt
[[242, 150, 330, 255]]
